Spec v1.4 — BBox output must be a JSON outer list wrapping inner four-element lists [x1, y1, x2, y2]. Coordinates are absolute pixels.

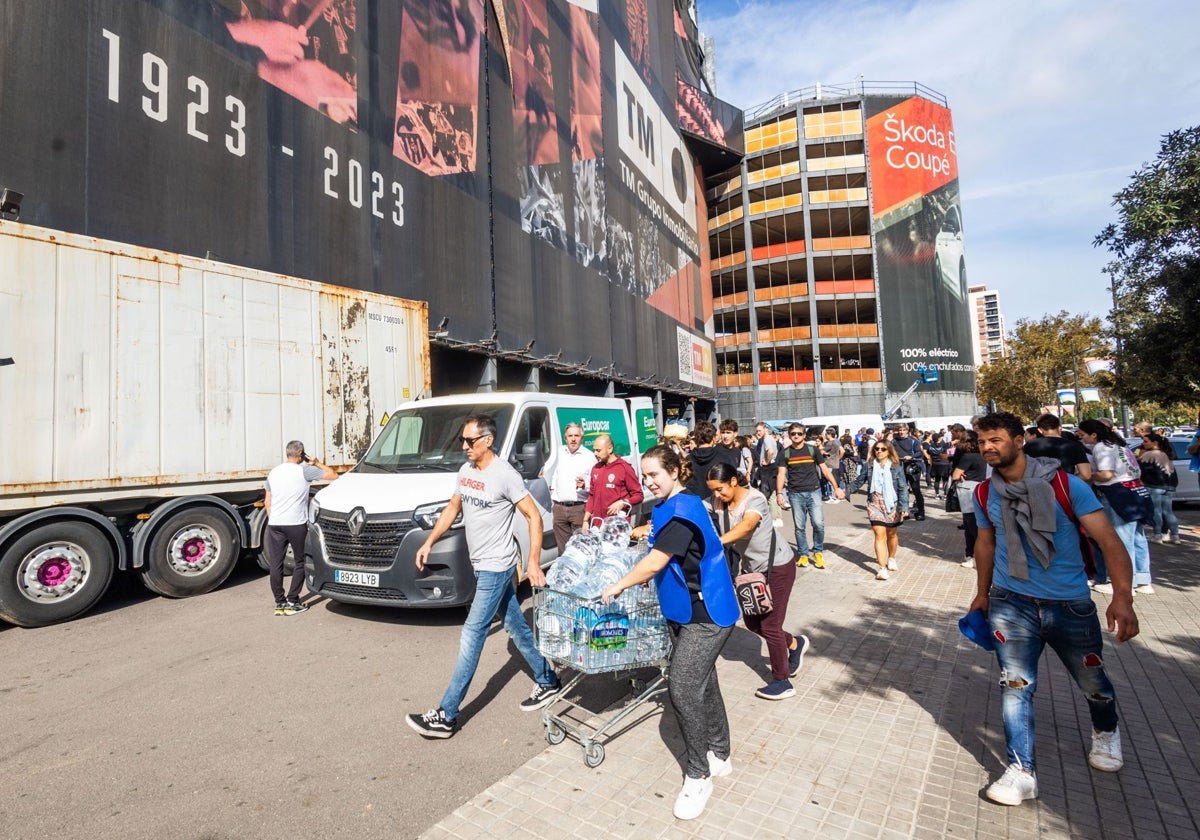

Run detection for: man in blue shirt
[[968, 412, 1139, 807]]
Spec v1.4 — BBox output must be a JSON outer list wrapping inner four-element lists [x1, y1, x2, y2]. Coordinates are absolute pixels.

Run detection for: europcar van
[[306, 392, 658, 608]]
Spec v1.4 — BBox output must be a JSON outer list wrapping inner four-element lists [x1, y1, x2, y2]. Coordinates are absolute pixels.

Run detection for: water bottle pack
[[536, 515, 670, 671]]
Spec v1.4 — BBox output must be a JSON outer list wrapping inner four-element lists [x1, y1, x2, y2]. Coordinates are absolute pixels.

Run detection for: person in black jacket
[[684, 421, 739, 500], [892, 426, 928, 520]]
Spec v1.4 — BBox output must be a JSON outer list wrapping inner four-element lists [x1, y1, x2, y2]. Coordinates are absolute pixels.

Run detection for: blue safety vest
[[649, 492, 739, 627]]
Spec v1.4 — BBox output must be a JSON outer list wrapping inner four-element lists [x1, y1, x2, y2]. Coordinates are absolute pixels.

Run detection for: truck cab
[[306, 392, 656, 608]]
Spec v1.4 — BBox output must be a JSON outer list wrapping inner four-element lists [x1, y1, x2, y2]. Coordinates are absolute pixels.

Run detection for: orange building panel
[[751, 240, 806, 261], [757, 282, 809, 301], [821, 368, 883, 383], [817, 323, 878, 338], [758, 326, 812, 342], [812, 279, 875, 295], [759, 370, 816, 385]]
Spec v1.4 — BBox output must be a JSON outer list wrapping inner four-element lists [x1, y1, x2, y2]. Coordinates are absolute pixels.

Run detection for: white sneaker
[[1133, 584, 1155, 595], [886, 557, 898, 571], [960, 557, 976, 569], [1158, 534, 1168, 544], [1092, 583, 1114, 595], [986, 764, 1038, 806], [707, 751, 732, 778], [673, 775, 713, 820], [875, 567, 890, 580], [1089, 727, 1123, 772]]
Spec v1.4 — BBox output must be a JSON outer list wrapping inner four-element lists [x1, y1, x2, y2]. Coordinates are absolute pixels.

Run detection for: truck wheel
[[140, 509, 240, 598], [0, 522, 116, 627]]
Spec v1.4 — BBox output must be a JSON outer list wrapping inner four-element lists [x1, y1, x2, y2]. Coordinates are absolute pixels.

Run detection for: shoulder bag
[[945, 479, 961, 513], [723, 508, 773, 617]]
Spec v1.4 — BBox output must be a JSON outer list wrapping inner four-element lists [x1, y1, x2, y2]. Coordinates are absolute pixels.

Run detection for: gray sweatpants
[[668, 621, 734, 778]]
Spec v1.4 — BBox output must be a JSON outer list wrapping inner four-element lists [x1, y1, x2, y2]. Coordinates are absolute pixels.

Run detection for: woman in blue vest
[[601, 444, 739, 822]]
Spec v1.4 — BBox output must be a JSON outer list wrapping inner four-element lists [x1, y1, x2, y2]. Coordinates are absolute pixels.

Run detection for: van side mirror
[[515, 442, 545, 480]]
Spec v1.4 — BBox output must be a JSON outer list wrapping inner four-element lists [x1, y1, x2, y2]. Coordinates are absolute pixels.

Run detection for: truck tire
[[0, 521, 116, 627], [140, 509, 241, 598]]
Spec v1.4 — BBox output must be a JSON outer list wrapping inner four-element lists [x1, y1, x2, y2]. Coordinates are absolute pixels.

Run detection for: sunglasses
[[460, 433, 492, 447], [789, 432, 805, 438], [874, 446, 889, 451]]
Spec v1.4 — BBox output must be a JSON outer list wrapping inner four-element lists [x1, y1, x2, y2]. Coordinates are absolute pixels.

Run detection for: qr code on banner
[[677, 327, 693, 381]]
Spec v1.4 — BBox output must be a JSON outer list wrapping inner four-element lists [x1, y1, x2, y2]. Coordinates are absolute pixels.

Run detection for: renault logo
[[347, 507, 367, 538]]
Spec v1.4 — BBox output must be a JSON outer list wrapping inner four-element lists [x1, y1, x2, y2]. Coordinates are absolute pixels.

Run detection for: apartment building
[[705, 82, 978, 423], [968, 285, 1008, 366]]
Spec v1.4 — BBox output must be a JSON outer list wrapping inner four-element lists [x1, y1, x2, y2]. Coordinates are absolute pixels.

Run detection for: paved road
[[4, 493, 1198, 840], [0, 560, 590, 840]]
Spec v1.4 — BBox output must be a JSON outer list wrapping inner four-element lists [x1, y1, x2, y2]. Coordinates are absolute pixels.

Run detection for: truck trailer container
[[0, 221, 429, 627]]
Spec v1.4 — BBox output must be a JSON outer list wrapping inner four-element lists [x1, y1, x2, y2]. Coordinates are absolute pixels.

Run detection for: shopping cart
[[532, 585, 672, 767]]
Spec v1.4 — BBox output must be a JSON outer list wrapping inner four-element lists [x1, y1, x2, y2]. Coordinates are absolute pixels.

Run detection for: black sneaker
[[406, 708, 457, 739], [519, 680, 562, 711], [274, 601, 288, 616], [788, 634, 811, 677], [281, 600, 308, 616]]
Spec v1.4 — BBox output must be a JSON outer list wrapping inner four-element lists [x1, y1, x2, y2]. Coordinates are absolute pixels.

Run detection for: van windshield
[[356, 405, 514, 473]]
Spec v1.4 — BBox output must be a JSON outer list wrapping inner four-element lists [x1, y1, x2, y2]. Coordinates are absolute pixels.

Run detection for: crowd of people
[[346, 409, 1178, 822]]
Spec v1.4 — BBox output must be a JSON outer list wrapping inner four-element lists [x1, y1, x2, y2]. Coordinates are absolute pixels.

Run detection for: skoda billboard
[[866, 95, 975, 394]]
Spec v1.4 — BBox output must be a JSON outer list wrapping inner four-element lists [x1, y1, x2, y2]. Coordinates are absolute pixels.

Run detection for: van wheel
[[0, 522, 116, 627], [256, 543, 296, 575], [140, 509, 240, 598]]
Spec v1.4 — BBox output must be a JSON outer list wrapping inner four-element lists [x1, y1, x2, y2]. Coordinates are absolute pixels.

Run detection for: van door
[[509, 404, 553, 514], [629, 397, 657, 464]]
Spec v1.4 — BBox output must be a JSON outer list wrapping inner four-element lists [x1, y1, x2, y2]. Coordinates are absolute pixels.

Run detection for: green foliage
[[1096, 126, 1200, 404], [976, 311, 1107, 422]]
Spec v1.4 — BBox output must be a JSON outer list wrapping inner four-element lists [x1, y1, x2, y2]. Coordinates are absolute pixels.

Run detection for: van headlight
[[414, 500, 463, 530]]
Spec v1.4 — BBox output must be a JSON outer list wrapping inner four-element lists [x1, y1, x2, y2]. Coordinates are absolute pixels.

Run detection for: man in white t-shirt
[[548, 422, 594, 552], [264, 440, 338, 616], [406, 414, 561, 739]]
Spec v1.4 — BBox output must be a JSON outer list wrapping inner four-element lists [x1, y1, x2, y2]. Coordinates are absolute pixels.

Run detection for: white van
[[307, 392, 657, 608], [800, 414, 887, 439]]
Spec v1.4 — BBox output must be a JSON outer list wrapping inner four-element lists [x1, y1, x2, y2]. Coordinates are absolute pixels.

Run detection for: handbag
[[1096, 480, 1154, 523], [723, 509, 774, 617], [945, 479, 961, 513]]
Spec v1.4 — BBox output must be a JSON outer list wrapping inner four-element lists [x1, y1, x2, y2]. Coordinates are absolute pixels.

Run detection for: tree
[[1095, 126, 1200, 405], [976, 311, 1107, 421]]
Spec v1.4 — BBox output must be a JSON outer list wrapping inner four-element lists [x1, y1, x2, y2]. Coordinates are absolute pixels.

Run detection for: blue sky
[[695, 0, 1200, 326]]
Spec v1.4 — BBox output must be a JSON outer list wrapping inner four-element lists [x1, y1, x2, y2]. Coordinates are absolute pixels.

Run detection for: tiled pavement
[[421, 495, 1200, 839]]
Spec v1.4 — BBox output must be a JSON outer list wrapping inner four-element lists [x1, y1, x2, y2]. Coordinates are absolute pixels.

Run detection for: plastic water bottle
[[598, 514, 632, 549]]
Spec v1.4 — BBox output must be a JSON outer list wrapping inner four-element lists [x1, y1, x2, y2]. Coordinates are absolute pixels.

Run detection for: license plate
[[335, 569, 379, 587]]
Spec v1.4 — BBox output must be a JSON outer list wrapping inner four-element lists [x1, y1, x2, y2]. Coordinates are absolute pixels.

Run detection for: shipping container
[[0, 221, 429, 626]]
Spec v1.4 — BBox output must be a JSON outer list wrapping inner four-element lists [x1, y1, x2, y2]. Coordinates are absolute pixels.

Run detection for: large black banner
[[0, 0, 727, 391]]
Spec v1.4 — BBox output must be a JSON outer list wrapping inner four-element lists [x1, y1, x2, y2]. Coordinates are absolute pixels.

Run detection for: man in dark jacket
[[685, 421, 739, 500]]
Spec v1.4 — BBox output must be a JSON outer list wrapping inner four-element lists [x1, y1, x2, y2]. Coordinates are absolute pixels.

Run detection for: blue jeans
[[1093, 494, 1152, 587], [1148, 487, 1179, 539], [440, 568, 557, 720], [988, 586, 1119, 771], [788, 489, 825, 556]]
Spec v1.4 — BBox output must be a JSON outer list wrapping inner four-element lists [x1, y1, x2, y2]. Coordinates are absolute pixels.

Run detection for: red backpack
[[974, 470, 1097, 577]]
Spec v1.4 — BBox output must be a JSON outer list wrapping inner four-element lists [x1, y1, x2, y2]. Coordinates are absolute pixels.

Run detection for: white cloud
[[698, 0, 1200, 323]]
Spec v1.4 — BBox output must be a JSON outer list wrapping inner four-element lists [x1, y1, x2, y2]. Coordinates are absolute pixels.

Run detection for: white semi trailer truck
[[0, 222, 430, 627]]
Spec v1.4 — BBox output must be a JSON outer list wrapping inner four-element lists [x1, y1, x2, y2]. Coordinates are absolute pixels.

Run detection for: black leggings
[[962, 512, 978, 558]]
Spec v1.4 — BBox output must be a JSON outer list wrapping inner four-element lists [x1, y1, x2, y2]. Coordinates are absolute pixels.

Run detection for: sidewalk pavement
[[421, 492, 1200, 840]]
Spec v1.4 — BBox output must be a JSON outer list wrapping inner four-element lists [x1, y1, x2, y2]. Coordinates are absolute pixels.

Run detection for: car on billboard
[[934, 205, 967, 300]]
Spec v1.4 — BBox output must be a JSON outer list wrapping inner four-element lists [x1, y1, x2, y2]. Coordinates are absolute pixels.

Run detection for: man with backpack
[[775, 423, 845, 569], [968, 412, 1139, 807]]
